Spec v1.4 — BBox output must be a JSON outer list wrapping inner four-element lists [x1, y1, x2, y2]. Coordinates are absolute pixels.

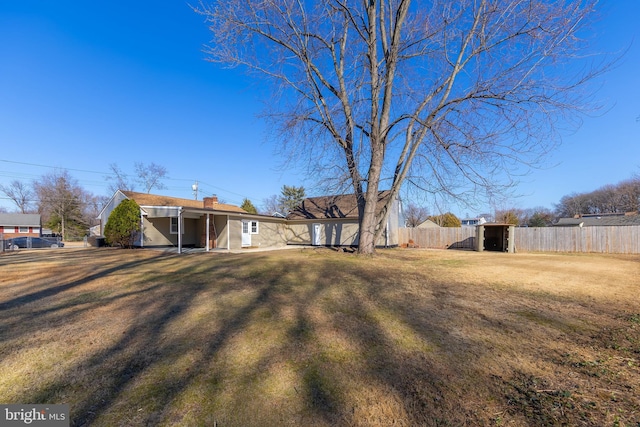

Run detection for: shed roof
[[122, 191, 247, 213], [554, 213, 640, 227], [0, 213, 41, 227], [287, 191, 392, 220]]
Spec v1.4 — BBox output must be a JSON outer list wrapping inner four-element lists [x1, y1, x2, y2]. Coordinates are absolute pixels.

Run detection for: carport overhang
[[138, 205, 230, 254]]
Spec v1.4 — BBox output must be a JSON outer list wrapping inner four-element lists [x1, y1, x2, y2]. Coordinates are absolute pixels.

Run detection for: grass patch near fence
[[0, 248, 639, 426]]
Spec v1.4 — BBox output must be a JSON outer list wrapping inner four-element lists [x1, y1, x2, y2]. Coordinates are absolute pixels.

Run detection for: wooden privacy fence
[[400, 227, 476, 250], [399, 226, 640, 254]]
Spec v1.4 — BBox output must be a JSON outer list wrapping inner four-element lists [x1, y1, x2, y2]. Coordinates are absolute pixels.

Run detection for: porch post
[[206, 213, 210, 252], [178, 208, 183, 254]]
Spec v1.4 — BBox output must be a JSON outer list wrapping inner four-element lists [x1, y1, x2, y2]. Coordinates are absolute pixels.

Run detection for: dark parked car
[[5, 237, 64, 250]]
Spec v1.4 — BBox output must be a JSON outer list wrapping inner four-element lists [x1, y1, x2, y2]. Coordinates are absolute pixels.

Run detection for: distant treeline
[[555, 176, 640, 217]]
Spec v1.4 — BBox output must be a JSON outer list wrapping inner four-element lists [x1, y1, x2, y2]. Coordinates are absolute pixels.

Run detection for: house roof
[[554, 212, 640, 227], [287, 191, 392, 220], [122, 191, 247, 213], [416, 219, 440, 228], [0, 213, 41, 227]]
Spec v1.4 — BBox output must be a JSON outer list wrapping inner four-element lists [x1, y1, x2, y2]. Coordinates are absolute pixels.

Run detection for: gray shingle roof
[[554, 213, 640, 227], [0, 213, 41, 227]]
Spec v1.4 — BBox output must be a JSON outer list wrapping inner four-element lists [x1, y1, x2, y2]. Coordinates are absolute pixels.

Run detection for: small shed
[[476, 224, 515, 253]]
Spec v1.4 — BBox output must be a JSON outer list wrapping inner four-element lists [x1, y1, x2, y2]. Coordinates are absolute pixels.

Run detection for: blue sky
[[1, 1, 639, 216]]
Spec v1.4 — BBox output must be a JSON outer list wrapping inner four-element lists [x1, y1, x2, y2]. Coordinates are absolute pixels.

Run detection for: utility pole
[[192, 181, 198, 200]]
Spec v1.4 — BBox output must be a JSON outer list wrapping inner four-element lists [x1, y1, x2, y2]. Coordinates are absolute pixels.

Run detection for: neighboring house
[[99, 190, 403, 252], [89, 225, 101, 237], [286, 191, 403, 247], [554, 212, 640, 227], [461, 216, 487, 226], [0, 213, 42, 238], [415, 219, 440, 228]]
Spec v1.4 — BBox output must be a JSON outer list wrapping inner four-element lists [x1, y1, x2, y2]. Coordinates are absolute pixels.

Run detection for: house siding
[[183, 218, 199, 246], [0, 226, 41, 239], [286, 220, 360, 246], [284, 195, 401, 247], [140, 216, 200, 247], [228, 218, 243, 249], [214, 216, 229, 249], [285, 216, 399, 247], [249, 218, 288, 248], [143, 217, 173, 246]]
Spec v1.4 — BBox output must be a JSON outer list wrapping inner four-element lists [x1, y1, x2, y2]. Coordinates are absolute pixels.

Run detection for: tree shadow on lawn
[[2, 250, 636, 426], [0, 249, 169, 311], [5, 252, 302, 425], [355, 260, 640, 426], [0, 251, 177, 347]]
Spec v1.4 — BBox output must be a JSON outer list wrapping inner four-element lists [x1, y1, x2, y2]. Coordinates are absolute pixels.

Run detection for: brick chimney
[[203, 195, 218, 209]]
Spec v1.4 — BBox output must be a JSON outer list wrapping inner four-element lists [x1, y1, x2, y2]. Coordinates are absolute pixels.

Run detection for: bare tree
[[261, 194, 285, 216], [34, 170, 88, 240], [494, 206, 556, 226], [106, 162, 168, 194], [83, 194, 108, 228], [554, 176, 640, 217], [197, 0, 608, 254], [555, 192, 588, 217], [525, 207, 555, 227], [134, 162, 168, 194], [106, 163, 136, 194], [404, 203, 429, 227], [494, 208, 523, 225], [0, 180, 34, 213], [614, 178, 640, 212]]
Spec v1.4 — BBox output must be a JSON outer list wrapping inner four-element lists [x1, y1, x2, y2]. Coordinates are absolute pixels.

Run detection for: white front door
[[312, 223, 321, 246], [242, 220, 251, 247]]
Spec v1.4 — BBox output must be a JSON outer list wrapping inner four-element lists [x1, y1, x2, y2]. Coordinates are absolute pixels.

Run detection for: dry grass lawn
[[0, 247, 638, 426]]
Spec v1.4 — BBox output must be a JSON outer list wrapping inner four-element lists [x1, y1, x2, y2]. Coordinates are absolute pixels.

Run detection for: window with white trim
[[19, 227, 29, 233], [170, 217, 183, 234], [250, 220, 259, 234]]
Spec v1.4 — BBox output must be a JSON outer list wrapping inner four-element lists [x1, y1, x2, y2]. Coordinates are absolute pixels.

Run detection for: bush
[[104, 199, 141, 248], [428, 212, 461, 227]]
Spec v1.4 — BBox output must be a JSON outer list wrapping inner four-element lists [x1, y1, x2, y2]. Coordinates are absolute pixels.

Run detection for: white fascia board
[[139, 206, 181, 218]]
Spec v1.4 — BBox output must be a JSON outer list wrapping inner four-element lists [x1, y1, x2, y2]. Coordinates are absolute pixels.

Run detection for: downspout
[[178, 207, 183, 254], [227, 215, 230, 251], [385, 217, 389, 248], [140, 209, 144, 247], [206, 213, 210, 252]]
